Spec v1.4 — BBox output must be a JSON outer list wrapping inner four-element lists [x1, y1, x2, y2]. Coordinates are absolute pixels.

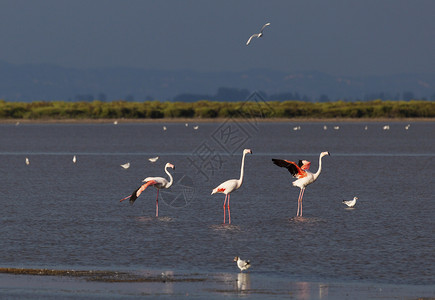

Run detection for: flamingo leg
[[223, 195, 227, 224], [299, 188, 305, 217], [120, 194, 131, 202], [156, 189, 159, 217], [296, 189, 303, 216], [228, 194, 231, 224]]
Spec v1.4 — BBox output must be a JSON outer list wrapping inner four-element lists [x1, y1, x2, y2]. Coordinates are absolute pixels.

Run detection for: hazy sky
[[0, 0, 434, 76]]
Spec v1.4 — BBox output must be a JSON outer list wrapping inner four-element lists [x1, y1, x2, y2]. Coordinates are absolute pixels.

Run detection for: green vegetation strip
[[0, 100, 433, 119], [0, 267, 206, 283]]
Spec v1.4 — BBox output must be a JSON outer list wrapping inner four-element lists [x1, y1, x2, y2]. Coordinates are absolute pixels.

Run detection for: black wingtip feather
[[129, 187, 140, 205]]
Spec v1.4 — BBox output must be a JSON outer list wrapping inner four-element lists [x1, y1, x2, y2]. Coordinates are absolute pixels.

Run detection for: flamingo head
[[233, 256, 239, 262], [165, 163, 175, 170], [300, 160, 311, 170], [321, 151, 330, 158], [244, 149, 253, 155]]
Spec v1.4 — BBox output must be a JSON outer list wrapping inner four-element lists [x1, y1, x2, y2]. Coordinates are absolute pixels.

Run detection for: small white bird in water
[[121, 162, 130, 169], [405, 124, 411, 130], [25, 157, 30, 165], [193, 125, 199, 130], [234, 256, 251, 272], [149, 156, 159, 163], [343, 196, 358, 208], [73, 155, 77, 163], [246, 22, 271, 45], [163, 126, 167, 131]]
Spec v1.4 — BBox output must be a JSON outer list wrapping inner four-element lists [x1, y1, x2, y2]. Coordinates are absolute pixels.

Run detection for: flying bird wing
[[246, 33, 259, 45], [128, 180, 157, 205], [272, 159, 307, 178], [260, 22, 271, 33], [299, 160, 311, 170]]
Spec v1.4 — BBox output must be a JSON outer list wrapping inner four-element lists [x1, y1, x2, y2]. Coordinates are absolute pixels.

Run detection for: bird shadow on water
[[209, 223, 242, 232], [288, 216, 325, 224], [133, 216, 174, 223]]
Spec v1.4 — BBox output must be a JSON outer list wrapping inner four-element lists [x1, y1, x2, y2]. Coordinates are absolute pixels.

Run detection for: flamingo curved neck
[[238, 152, 248, 186], [313, 154, 324, 180], [165, 166, 174, 188]]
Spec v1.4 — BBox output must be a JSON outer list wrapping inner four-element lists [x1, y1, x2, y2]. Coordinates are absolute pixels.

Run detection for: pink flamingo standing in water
[[120, 163, 175, 217], [211, 149, 252, 224], [272, 151, 330, 217]]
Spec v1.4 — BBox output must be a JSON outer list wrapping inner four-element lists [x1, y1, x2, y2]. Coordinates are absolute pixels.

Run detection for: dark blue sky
[[0, 0, 434, 76]]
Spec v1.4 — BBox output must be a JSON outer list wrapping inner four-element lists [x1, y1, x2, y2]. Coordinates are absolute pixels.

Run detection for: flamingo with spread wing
[[120, 163, 175, 217]]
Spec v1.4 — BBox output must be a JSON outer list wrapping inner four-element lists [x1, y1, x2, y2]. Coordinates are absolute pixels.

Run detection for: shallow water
[[0, 121, 434, 297]]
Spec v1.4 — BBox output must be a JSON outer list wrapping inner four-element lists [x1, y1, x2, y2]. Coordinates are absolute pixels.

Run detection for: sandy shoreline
[[0, 117, 433, 124], [0, 267, 433, 299]]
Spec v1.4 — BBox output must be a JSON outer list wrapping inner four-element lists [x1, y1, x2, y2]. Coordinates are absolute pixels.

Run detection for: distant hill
[[0, 60, 434, 102]]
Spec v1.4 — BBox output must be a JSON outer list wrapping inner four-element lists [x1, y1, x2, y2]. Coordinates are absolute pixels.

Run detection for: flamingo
[[246, 22, 271, 45], [120, 163, 175, 217], [272, 151, 330, 217], [234, 256, 251, 272], [211, 149, 252, 224]]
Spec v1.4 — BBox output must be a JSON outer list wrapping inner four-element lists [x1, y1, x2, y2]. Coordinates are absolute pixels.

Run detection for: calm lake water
[[0, 121, 434, 298]]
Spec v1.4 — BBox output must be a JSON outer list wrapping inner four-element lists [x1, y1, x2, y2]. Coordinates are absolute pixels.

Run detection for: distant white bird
[[343, 196, 358, 208], [163, 126, 167, 131], [113, 120, 118, 125], [25, 157, 30, 165], [121, 162, 130, 169], [246, 22, 271, 45], [149, 156, 159, 163], [73, 155, 77, 163], [383, 125, 390, 130], [323, 125, 327, 130], [334, 126, 340, 130], [185, 123, 189, 127], [193, 125, 199, 130], [293, 126, 301, 131], [405, 124, 411, 130], [364, 125, 368, 130], [234, 256, 251, 272]]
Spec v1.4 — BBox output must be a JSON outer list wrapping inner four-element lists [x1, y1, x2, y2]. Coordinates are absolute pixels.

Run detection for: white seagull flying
[[246, 22, 270, 45]]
